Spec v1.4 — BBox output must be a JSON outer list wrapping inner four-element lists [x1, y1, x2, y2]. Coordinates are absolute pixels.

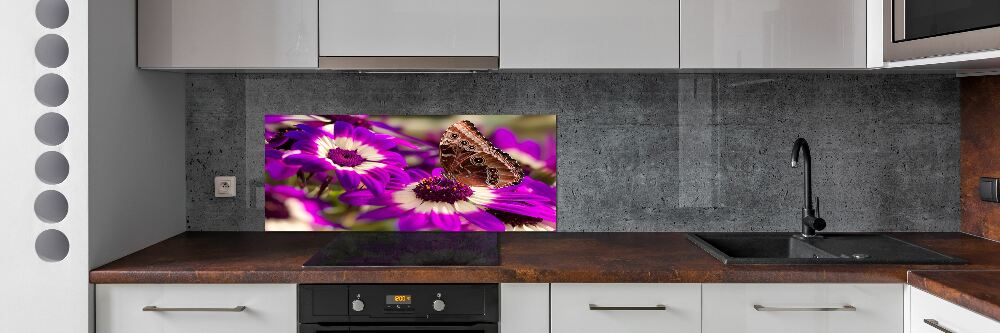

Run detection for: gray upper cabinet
[[680, 0, 879, 69], [317, 0, 500, 70], [134, 0, 884, 70], [138, 0, 318, 69], [501, 0, 680, 69]]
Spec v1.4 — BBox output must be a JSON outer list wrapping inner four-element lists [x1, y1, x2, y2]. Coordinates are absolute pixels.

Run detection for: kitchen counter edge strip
[[907, 270, 1000, 323], [90, 232, 1000, 286]]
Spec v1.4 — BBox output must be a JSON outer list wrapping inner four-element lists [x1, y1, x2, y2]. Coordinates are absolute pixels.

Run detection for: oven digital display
[[386, 295, 412, 304]]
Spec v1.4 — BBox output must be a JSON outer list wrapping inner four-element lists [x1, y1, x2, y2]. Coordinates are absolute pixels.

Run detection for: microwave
[[884, 0, 1000, 62]]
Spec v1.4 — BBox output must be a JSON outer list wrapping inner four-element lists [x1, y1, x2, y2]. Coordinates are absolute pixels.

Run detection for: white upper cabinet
[[681, 0, 877, 69], [133, 0, 884, 70], [500, 0, 680, 69], [138, 0, 318, 69], [319, 0, 499, 57]]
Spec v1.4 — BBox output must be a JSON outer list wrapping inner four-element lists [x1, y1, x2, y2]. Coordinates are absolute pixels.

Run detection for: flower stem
[[316, 175, 333, 198]]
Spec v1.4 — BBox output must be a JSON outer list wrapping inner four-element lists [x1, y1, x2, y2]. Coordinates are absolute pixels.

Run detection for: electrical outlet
[[215, 176, 236, 198], [981, 177, 999, 202]]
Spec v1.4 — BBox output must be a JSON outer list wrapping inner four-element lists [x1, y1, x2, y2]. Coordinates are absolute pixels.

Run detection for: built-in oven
[[885, 0, 1000, 61], [299, 284, 498, 333]]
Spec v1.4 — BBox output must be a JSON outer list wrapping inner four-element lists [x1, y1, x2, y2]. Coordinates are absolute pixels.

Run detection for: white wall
[[0, 0, 90, 331], [88, 0, 186, 270], [1, 0, 185, 331]]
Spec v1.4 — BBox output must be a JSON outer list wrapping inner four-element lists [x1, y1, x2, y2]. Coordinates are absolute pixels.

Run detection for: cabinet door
[[319, 0, 499, 57], [551, 283, 701, 333], [681, 0, 868, 68], [138, 0, 318, 69], [96, 284, 297, 333], [500, 284, 548, 333], [910, 287, 1000, 333], [501, 0, 680, 69], [702, 283, 903, 333]]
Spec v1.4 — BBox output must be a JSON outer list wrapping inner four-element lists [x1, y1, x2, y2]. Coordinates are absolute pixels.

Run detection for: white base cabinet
[[909, 286, 1000, 333], [551, 283, 701, 333], [702, 284, 903, 333], [96, 284, 296, 333], [500, 283, 549, 333], [96, 283, 1000, 333]]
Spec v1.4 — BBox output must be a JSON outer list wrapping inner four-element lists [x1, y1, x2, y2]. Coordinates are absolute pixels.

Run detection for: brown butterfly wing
[[439, 120, 524, 189]]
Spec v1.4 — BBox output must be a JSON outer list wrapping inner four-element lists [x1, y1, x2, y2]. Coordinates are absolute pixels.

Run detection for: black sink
[[687, 233, 966, 265]]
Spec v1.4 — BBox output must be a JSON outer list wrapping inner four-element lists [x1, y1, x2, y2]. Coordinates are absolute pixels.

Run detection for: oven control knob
[[351, 299, 365, 312], [432, 299, 446, 312]]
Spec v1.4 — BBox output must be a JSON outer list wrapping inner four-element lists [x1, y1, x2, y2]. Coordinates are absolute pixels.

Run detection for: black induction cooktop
[[303, 232, 500, 267]]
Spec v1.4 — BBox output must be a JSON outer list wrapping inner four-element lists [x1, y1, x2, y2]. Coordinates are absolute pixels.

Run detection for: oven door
[[885, 0, 1000, 61], [300, 323, 498, 333]]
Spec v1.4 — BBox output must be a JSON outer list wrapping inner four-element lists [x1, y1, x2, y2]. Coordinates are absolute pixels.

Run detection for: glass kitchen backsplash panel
[[265, 115, 557, 232]]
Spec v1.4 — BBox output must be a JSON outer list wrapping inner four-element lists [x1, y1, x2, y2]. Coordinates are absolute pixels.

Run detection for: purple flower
[[491, 128, 557, 175], [265, 148, 301, 180], [544, 135, 556, 173], [283, 121, 407, 194], [487, 177, 558, 231], [341, 169, 556, 231], [264, 185, 335, 230], [267, 115, 420, 149], [519, 177, 557, 204]]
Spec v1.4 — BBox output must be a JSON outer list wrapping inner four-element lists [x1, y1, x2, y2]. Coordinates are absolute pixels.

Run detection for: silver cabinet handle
[[753, 305, 856, 312], [923, 319, 954, 333], [589, 304, 667, 311], [143, 306, 247, 312]]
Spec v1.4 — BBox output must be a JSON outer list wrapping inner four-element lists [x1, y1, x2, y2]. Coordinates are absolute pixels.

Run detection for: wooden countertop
[[90, 232, 1000, 284], [908, 270, 1000, 322]]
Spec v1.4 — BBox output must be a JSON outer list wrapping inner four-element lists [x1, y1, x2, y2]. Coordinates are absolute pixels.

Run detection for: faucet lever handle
[[815, 196, 820, 218]]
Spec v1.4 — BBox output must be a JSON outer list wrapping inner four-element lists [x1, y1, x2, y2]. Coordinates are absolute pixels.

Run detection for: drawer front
[[703, 283, 903, 333], [551, 283, 701, 333], [96, 284, 296, 333], [910, 287, 1000, 333]]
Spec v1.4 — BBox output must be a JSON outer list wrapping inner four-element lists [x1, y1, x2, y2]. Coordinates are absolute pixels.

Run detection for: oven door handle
[[349, 324, 497, 332], [300, 323, 497, 333]]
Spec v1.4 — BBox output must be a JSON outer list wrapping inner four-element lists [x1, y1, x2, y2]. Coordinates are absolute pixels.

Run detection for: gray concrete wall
[[186, 73, 960, 232]]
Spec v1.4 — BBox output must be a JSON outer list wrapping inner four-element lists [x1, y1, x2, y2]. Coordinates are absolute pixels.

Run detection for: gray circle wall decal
[[35, 229, 70, 262], [35, 34, 69, 68], [35, 151, 70, 185], [36, 0, 69, 29]]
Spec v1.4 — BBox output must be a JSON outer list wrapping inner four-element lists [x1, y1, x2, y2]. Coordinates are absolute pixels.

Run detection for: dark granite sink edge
[[687, 232, 967, 265]]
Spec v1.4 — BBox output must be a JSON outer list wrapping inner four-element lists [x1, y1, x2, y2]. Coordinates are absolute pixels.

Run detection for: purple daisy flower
[[265, 148, 302, 180], [264, 185, 335, 231], [265, 115, 329, 125], [283, 121, 407, 194], [491, 128, 557, 175], [472, 177, 557, 231], [543, 135, 556, 173], [519, 177, 557, 204], [267, 114, 422, 149], [341, 169, 556, 232]]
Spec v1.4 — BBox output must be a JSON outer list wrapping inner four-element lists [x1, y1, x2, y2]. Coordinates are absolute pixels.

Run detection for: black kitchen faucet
[[791, 138, 826, 237]]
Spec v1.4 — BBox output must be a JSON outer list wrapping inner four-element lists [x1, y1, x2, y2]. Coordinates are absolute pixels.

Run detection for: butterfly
[[439, 120, 524, 189]]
